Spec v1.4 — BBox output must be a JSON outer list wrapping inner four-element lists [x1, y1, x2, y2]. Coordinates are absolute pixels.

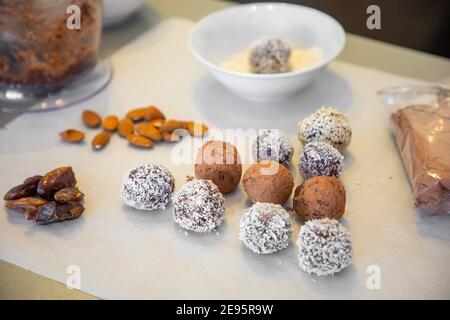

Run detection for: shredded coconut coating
[[249, 38, 292, 74], [298, 107, 352, 153], [252, 129, 293, 167], [121, 164, 175, 211], [172, 179, 225, 233], [298, 141, 344, 179], [297, 218, 352, 276], [239, 202, 292, 254]]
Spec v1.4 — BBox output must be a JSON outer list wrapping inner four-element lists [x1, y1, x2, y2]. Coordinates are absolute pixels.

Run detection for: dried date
[[37, 167, 76, 198], [5, 197, 48, 214], [32, 201, 84, 225], [54, 187, 84, 202]]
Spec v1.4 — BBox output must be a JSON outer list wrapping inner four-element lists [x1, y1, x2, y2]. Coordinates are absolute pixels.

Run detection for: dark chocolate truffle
[[249, 38, 292, 74], [172, 179, 225, 232], [298, 141, 344, 179], [298, 107, 352, 152], [239, 202, 292, 254], [252, 129, 293, 167], [121, 164, 175, 210], [243, 160, 294, 205], [293, 176, 346, 221], [195, 140, 242, 194], [297, 218, 352, 276]]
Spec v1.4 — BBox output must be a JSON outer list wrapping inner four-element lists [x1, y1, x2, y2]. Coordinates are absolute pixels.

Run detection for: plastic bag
[[377, 84, 450, 214]]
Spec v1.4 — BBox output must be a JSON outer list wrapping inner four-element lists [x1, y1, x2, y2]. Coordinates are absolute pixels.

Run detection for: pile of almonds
[[59, 106, 209, 150], [4, 167, 85, 225]]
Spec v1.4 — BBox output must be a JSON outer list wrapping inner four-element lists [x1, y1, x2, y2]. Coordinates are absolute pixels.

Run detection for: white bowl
[[102, 0, 144, 26], [188, 3, 346, 102]]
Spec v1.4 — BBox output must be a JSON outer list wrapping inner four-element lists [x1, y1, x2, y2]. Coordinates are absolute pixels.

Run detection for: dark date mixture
[[0, 0, 100, 86], [4, 167, 85, 225]]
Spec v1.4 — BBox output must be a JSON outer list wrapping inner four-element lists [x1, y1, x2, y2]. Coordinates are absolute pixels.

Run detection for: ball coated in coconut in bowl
[[249, 38, 292, 74]]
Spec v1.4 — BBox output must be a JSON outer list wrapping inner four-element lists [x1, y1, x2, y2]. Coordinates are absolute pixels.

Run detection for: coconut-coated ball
[[293, 176, 346, 221], [299, 141, 344, 179], [243, 160, 294, 205], [239, 202, 292, 254], [195, 140, 242, 194], [252, 129, 293, 167], [172, 179, 225, 232], [297, 218, 352, 276], [298, 107, 352, 152], [121, 164, 175, 210], [249, 38, 292, 74]]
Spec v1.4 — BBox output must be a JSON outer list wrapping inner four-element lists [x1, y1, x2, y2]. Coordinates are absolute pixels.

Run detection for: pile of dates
[[3, 167, 84, 225]]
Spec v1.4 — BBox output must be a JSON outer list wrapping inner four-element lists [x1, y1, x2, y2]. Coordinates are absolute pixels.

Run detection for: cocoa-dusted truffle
[[195, 140, 242, 194], [121, 164, 175, 210], [172, 179, 225, 232], [298, 141, 344, 179], [239, 202, 292, 254], [297, 218, 352, 276], [243, 160, 294, 205], [252, 129, 293, 167], [249, 38, 292, 74], [293, 176, 346, 221], [298, 107, 352, 152]]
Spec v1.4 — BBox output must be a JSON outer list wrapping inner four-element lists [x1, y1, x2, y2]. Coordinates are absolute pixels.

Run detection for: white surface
[[188, 3, 345, 101], [0, 18, 449, 300], [102, 0, 144, 26]]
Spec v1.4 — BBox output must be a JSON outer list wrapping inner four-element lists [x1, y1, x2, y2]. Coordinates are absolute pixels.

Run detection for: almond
[[127, 134, 154, 148], [102, 115, 119, 131], [91, 131, 111, 150], [117, 118, 134, 137], [160, 120, 186, 133], [59, 129, 85, 143], [134, 123, 162, 141], [82, 110, 101, 128], [144, 106, 165, 121], [126, 108, 147, 122], [148, 118, 165, 129], [186, 121, 208, 137]]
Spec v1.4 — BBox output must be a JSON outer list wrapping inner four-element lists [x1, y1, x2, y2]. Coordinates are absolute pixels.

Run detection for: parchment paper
[[0, 18, 449, 299]]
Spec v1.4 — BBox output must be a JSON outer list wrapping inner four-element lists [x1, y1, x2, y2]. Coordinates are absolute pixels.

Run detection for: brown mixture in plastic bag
[[391, 102, 450, 214]]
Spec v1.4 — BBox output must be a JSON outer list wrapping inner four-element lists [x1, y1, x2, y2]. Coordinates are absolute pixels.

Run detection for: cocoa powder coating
[[243, 161, 294, 205], [293, 176, 346, 221], [195, 141, 242, 194]]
